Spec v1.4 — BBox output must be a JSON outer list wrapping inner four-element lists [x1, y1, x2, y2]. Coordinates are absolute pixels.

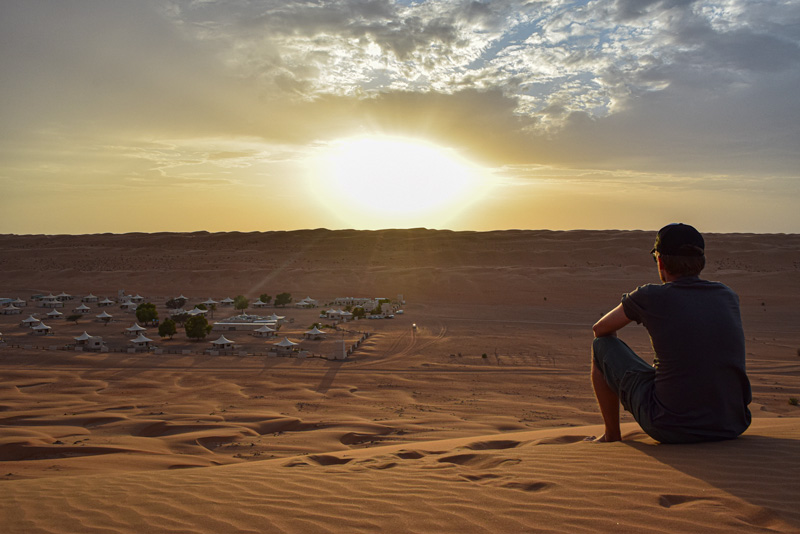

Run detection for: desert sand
[[0, 229, 798, 533]]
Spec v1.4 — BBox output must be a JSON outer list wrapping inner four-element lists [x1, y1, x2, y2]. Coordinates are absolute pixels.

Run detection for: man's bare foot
[[584, 433, 621, 443]]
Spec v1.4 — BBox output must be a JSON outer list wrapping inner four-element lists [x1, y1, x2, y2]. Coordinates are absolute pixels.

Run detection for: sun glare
[[310, 136, 488, 228]]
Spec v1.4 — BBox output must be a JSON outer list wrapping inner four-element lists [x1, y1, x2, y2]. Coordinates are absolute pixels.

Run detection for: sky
[[1, 0, 799, 234]]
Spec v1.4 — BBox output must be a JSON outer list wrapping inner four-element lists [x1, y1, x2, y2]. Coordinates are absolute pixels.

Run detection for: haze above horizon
[[1, 1, 798, 235]]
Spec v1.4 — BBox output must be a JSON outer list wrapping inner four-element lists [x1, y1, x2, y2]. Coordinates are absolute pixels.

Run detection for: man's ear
[[656, 255, 670, 275]]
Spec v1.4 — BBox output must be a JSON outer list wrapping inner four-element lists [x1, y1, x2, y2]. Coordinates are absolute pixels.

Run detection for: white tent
[[187, 307, 208, 316], [125, 323, 147, 335], [3, 305, 22, 315], [21, 315, 40, 326], [74, 331, 93, 343], [296, 296, 318, 308], [220, 297, 235, 306], [74, 303, 91, 313], [98, 298, 115, 307], [252, 325, 276, 337], [96, 311, 113, 322], [12, 298, 26, 306], [31, 322, 52, 335], [202, 298, 218, 306], [130, 333, 153, 350], [273, 337, 299, 353], [304, 326, 327, 339], [82, 294, 99, 302], [211, 335, 235, 349], [46, 309, 63, 319], [268, 313, 285, 324]]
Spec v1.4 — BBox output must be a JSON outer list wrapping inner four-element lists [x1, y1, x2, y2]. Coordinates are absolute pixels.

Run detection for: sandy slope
[[0, 229, 798, 532], [3, 420, 799, 533]]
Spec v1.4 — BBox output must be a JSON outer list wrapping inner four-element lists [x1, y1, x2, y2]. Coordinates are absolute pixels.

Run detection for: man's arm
[[592, 303, 632, 338]]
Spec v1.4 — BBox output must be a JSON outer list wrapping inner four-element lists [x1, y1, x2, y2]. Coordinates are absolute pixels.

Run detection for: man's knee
[[592, 336, 617, 364]]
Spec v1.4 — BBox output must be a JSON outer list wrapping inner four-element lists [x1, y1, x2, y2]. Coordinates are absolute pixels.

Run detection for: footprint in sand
[[436, 453, 521, 469], [658, 494, 713, 508], [463, 439, 523, 450]]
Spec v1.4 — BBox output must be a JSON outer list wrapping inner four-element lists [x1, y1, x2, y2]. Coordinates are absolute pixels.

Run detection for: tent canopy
[[131, 334, 153, 344], [274, 337, 298, 347]]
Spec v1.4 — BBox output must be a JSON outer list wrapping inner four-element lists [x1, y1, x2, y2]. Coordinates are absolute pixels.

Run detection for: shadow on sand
[[627, 433, 800, 530]]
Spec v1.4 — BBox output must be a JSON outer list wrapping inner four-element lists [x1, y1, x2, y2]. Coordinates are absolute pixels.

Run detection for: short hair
[[660, 254, 705, 277]]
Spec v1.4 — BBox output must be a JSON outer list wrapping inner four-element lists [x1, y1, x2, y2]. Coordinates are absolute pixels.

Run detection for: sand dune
[[0, 229, 798, 532], [3, 420, 799, 533]]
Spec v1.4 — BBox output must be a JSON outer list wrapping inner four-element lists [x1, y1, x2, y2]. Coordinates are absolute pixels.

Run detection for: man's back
[[622, 276, 752, 441]]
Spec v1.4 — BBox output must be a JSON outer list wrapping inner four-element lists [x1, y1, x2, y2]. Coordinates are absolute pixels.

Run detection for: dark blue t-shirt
[[622, 276, 751, 440]]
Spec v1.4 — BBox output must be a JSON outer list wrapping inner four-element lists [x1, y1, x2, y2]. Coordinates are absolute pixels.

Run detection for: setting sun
[[309, 136, 490, 228]]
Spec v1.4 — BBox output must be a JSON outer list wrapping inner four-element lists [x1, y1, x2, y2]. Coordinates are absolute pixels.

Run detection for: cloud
[[1, 0, 798, 196]]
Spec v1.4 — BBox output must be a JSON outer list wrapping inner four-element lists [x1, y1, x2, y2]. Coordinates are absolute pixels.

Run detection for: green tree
[[165, 297, 187, 309], [352, 307, 366, 319], [171, 312, 190, 325], [66, 314, 82, 324], [185, 315, 210, 341], [233, 295, 249, 312], [275, 292, 292, 307], [158, 318, 177, 339], [136, 302, 159, 325], [373, 303, 383, 315], [259, 294, 272, 304]]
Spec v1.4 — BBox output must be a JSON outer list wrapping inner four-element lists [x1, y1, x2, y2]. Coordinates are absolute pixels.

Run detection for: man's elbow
[[592, 323, 616, 338]]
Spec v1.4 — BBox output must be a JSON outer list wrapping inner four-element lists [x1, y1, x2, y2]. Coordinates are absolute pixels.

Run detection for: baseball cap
[[651, 223, 705, 256]]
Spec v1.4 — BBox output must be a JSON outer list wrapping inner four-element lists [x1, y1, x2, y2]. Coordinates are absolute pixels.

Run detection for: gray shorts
[[592, 336, 691, 443]]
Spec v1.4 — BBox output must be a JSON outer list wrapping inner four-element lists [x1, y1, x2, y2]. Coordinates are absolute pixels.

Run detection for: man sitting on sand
[[590, 223, 752, 443]]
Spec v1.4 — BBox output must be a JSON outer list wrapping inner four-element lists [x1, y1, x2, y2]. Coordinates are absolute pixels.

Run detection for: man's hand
[[592, 303, 632, 337]]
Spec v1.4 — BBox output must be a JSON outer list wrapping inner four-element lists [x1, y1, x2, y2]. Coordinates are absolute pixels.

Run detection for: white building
[[212, 314, 279, 332], [119, 301, 138, 312], [273, 337, 299, 355], [21, 315, 40, 327], [210, 335, 235, 350], [295, 296, 319, 308], [130, 333, 154, 351], [31, 322, 52, 335], [38, 294, 63, 308], [125, 323, 147, 337], [74, 332, 105, 351], [252, 325, 276, 338]]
